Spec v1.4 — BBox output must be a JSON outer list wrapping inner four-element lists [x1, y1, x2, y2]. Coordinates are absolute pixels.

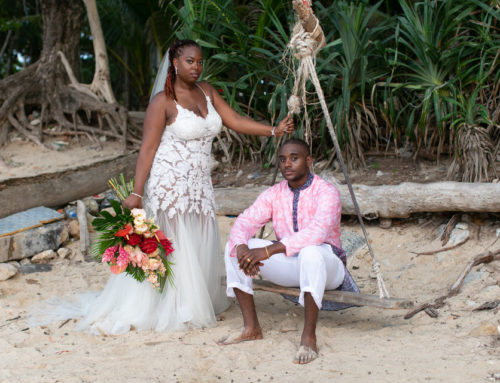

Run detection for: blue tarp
[[0, 206, 63, 236]]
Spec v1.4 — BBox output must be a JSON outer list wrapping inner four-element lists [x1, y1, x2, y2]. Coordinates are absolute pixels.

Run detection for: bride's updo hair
[[164, 39, 201, 101]]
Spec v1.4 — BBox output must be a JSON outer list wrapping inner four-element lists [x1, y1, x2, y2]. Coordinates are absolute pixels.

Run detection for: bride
[[39, 39, 293, 334]]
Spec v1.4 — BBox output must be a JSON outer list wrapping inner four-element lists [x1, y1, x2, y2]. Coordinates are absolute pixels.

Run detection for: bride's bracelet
[[131, 192, 143, 199]]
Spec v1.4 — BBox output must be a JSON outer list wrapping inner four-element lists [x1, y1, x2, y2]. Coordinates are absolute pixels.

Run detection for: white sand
[[1, 216, 499, 383], [1, 140, 499, 382]]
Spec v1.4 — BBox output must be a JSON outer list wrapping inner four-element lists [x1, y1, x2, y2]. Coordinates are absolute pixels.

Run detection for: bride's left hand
[[274, 114, 295, 137]]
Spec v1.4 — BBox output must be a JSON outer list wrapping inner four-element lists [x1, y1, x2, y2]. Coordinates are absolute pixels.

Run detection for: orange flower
[[115, 224, 133, 238], [110, 264, 125, 274]]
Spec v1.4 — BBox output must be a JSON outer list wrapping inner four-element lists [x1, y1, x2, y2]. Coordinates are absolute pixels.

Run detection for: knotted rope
[[286, 4, 390, 299]]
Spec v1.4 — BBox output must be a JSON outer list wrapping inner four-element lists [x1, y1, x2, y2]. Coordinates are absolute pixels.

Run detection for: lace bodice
[[144, 85, 222, 219]]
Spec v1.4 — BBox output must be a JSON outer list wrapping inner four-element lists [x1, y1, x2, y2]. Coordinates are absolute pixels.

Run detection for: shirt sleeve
[[227, 186, 275, 257], [279, 183, 341, 256]]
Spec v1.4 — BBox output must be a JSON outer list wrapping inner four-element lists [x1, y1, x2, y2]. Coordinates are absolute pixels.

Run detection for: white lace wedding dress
[[31, 85, 229, 334]]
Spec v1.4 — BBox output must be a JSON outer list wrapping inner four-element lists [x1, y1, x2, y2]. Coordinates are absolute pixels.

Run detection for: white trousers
[[224, 238, 345, 309]]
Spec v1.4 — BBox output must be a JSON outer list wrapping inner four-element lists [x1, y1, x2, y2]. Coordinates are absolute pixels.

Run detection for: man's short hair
[[281, 138, 311, 156]]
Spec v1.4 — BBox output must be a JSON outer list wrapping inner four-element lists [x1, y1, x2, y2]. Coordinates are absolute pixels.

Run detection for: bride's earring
[[175, 66, 178, 75]]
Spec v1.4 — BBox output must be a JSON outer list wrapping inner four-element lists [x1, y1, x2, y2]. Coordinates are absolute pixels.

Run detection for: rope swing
[[286, 0, 389, 299]]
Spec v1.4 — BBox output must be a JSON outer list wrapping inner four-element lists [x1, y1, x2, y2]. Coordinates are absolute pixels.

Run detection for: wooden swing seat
[[253, 279, 414, 310]]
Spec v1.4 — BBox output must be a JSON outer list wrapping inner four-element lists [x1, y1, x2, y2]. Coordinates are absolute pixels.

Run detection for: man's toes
[[217, 333, 241, 345], [293, 346, 318, 364], [216, 335, 230, 345]]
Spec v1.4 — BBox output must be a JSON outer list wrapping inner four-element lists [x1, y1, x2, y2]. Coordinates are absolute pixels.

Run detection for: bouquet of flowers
[[91, 175, 174, 292]]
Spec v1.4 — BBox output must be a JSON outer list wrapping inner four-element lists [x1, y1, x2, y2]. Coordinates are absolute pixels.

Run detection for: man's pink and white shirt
[[228, 174, 342, 257]]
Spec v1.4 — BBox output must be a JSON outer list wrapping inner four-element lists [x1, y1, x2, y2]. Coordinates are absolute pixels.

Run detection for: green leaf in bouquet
[[126, 264, 146, 283], [91, 236, 121, 259], [91, 213, 122, 231], [109, 199, 123, 216], [165, 261, 175, 288], [98, 210, 114, 220], [91, 217, 107, 227]]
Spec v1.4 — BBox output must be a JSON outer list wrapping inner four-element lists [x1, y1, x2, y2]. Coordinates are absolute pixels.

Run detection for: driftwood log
[[214, 181, 500, 218], [0, 153, 137, 218], [2, 161, 499, 219]]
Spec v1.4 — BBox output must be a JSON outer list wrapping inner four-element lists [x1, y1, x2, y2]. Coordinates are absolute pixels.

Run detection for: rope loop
[[288, 24, 318, 59]]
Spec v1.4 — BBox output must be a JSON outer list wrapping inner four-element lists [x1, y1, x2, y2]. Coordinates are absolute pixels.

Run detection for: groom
[[218, 138, 358, 364]]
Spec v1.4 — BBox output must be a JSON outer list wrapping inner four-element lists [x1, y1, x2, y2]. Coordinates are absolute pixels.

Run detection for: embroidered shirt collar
[[289, 172, 314, 232], [288, 172, 314, 193]]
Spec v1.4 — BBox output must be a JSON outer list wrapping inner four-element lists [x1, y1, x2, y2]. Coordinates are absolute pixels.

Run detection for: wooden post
[[77, 200, 91, 261]]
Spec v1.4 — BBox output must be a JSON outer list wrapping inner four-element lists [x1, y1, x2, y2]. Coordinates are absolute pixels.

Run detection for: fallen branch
[[58, 319, 71, 329], [472, 300, 500, 311], [404, 248, 500, 319], [411, 237, 469, 256], [0, 315, 22, 329]]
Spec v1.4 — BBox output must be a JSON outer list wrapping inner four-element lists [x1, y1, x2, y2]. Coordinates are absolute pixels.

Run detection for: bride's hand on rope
[[274, 114, 295, 137]]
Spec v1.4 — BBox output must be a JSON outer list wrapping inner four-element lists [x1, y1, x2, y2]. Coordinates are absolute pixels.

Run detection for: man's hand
[[236, 245, 259, 276], [237, 245, 267, 276]]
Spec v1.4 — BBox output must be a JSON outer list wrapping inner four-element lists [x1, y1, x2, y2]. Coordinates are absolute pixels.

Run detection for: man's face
[[278, 143, 312, 188]]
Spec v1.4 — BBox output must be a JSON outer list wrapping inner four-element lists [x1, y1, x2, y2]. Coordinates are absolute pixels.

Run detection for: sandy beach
[[1, 141, 499, 383], [1, 216, 499, 382]]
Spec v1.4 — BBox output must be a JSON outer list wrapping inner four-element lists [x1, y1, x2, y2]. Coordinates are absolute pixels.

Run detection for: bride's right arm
[[123, 94, 168, 209]]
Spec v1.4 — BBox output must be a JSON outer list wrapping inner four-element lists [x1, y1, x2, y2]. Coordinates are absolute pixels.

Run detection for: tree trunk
[[83, 0, 116, 104], [38, 0, 84, 139], [40, 0, 82, 76], [123, 49, 130, 108]]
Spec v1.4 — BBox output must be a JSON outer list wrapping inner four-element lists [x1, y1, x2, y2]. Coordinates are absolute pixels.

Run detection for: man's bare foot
[[216, 327, 263, 346], [293, 345, 318, 364], [293, 334, 318, 364]]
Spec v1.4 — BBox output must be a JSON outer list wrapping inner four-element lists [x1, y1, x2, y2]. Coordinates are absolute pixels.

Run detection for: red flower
[[139, 238, 158, 254], [126, 233, 142, 246], [115, 224, 133, 238], [154, 230, 174, 256], [160, 238, 174, 256], [154, 230, 167, 241]]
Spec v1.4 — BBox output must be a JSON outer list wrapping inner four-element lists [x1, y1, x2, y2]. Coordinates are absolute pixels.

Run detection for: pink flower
[[124, 245, 145, 267], [116, 245, 130, 269], [147, 258, 161, 271], [158, 262, 166, 274], [147, 273, 158, 285], [102, 245, 118, 263]]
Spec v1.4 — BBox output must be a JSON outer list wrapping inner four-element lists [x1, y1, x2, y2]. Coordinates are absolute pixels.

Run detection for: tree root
[[0, 60, 141, 149]]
